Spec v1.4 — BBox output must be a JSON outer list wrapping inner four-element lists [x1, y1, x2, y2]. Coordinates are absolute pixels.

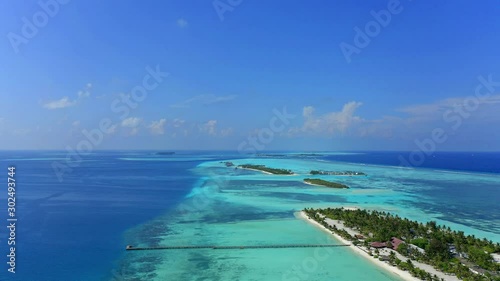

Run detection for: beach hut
[[355, 234, 365, 240]]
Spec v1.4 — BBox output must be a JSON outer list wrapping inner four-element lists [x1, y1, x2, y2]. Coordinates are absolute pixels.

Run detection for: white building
[[492, 253, 500, 264]]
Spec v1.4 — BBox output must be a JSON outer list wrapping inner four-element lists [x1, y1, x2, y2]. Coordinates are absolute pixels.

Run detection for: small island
[[155, 152, 175, 155], [303, 178, 349, 189], [238, 164, 294, 175], [310, 170, 366, 176], [255, 153, 324, 158], [220, 161, 235, 167], [291, 153, 324, 158], [256, 153, 287, 158]]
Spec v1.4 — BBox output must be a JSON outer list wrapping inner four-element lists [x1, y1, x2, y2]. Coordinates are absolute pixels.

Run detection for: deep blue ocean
[[0, 151, 498, 281], [0, 151, 243, 281], [324, 151, 500, 174]]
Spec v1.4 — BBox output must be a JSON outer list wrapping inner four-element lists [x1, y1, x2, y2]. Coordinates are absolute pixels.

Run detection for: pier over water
[[125, 244, 350, 251]]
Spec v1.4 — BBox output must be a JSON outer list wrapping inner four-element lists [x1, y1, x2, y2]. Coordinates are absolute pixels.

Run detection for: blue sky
[[1, 0, 500, 151]]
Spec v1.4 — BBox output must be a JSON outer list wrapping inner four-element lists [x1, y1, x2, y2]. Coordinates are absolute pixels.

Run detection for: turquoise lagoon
[[116, 156, 500, 280]]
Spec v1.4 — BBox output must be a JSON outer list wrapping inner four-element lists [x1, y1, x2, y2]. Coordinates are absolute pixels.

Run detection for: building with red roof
[[390, 237, 404, 250], [370, 242, 387, 248]]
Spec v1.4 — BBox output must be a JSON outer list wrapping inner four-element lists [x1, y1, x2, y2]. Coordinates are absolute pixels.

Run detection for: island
[[302, 207, 500, 281], [220, 161, 234, 167], [255, 153, 324, 158], [256, 153, 287, 158], [303, 178, 349, 189], [238, 164, 294, 175], [155, 152, 175, 155], [310, 170, 366, 176], [293, 153, 324, 157]]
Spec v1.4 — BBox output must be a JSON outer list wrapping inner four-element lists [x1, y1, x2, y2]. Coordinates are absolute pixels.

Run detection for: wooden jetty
[[125, 244, 350, 251]]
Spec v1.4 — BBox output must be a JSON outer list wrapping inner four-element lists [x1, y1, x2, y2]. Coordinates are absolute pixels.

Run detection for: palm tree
[[406, 259, 414, 270]]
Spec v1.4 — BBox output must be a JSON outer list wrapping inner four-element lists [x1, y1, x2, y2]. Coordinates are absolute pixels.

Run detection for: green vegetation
[[310, 170, 366, 176], [410, 238, 429, 249], [238, 164, 293, 175], [303, 178, 349, 189], [304, 207, 500, 281]]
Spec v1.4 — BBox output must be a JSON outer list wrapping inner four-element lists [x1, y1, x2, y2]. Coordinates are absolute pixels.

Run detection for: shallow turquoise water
[[115, 157, 500, 280]]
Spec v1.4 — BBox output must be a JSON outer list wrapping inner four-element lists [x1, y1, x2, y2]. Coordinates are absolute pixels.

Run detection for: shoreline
[[303, 181, 349, 189], [239, 167, 297, 176], [303, 181, 327, 187], [296, 211, 421, 281]]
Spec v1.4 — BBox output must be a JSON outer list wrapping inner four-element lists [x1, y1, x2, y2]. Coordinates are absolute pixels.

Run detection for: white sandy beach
[[239, 167, 297, 176], [296, 211, 423, 281], [303, 181, 326, 187]]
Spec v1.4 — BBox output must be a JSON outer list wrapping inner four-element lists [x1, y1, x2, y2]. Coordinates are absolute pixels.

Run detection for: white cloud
[[177, 18, 188, 28], [119, 118, 141, 136], [170, 94, 237, 108], [43, 97, 77, 109], [43, 83, 92, 110], [354, 94, 500, 139], [399, 95, 500, 116], [121, 117, 142, 127], [199, 120, 218, 136], [277, 93, 500, 141], [303, 106, 315, 117], [148, 119, 167, 135], [77, 83, 92, 98], [294, 101, 363, 135], [72, 121, 80, 127], [78, 90, 90, 98], [172, 118, 185, 128]]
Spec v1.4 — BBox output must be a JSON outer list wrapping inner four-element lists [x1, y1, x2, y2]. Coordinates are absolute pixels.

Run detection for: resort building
[[390, 237, 404, 250], [492, 253, 500, 264], [370, 237, 404, 250], [355, 234, 365, 240], [370, 242, 387, 248]]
